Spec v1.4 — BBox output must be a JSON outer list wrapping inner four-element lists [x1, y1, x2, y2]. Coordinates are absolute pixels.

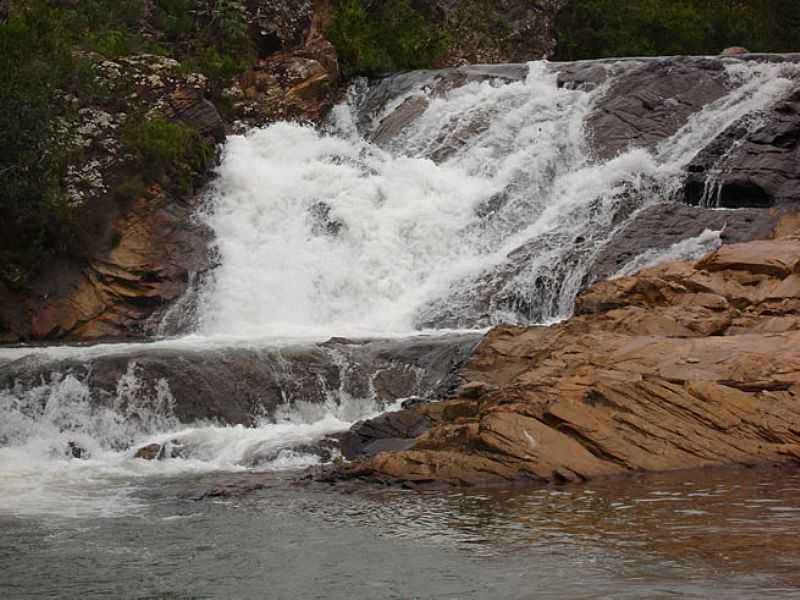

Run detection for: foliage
[[121, 116, 213, 192], [554, 0, 800, 60], [329, 0, 449, 77], [0, 0, 245, 284], [0, 1, 78, 283], [152, 0, 255, 96]]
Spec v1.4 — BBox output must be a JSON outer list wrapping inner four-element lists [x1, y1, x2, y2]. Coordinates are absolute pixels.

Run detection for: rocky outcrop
[[683, 86, 800, 208], [415, 0, 562, 66], [1, 334, 480, 426], [0, 2, 340, 343], [0, 55, 219, 342], [587, 57, 732, 160], [327, 225, 800, 487], [228, 0, 340, 127]]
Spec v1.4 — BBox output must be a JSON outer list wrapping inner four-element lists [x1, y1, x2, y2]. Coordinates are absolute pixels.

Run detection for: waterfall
[[196, 60, 798, 337], [1, 58, 798, 518]]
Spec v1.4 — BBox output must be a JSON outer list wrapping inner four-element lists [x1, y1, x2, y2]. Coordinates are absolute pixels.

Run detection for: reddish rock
[[330, 224, 800, 487]]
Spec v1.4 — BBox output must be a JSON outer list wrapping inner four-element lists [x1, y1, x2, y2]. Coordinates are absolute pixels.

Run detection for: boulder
[[721, 47, 749, 56], [134, 443, 164, 460]]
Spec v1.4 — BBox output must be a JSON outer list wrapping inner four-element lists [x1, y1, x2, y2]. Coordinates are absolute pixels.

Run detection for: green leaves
[[555, 0, 800, 60], [329, 0, 449, 77], [121, 115, 213, 192]]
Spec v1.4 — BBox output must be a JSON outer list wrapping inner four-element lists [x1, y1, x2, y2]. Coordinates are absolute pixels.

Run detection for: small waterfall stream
[[1, 58, 799, 518]]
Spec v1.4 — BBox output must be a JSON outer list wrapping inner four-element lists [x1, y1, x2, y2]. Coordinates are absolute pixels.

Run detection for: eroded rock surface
[[328, 229, 800, 487], [1, 334, 480, 426]]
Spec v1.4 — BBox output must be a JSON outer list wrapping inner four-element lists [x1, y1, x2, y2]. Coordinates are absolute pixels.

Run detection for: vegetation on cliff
[[0, 0, 249, 285], [328, 0, 448, 76], [555, 0, 800, 60]]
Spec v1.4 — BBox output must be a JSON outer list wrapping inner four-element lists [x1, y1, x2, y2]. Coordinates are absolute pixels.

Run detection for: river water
[[4, 59, 800, 598], [3, 469, 800, 599]]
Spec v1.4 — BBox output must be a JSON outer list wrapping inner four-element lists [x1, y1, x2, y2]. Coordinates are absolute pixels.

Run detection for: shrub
[[329, 0, 449, 77], [554, 0, 800, 60], [121, 116, 213, 192]]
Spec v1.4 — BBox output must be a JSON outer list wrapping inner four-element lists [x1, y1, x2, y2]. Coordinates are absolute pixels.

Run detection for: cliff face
[[0, 1, 341, 342], [330, 218, 800, 487], [1, 0, 562, 343]]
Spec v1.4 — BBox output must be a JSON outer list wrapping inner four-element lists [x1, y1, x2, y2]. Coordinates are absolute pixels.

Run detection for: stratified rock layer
[[330, 226, 800, 486]]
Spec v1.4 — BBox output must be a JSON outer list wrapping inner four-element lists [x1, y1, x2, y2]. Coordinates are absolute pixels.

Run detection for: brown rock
[[134, 443, 163, 461], [721, 47, 749, 56], [329, 234, 800, 487]]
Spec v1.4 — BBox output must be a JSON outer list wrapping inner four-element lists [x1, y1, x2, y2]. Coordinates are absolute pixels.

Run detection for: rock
[[583, 203, 784, 287], [2, 335, 482, 427], [400, 396, 430, 410], [414, 0, 560, 66], [337, 409, 434, 460], [325, 229, 800, 487], [134, 443, 164, 460], [67, 442, 88, 460], [0, 53, 218, 343], [721, 47, 749, 56], [134, 440, 186, 460], [683, 87, 800, 208], [588, 57, 732, 159], [458, 381, 494, 399]]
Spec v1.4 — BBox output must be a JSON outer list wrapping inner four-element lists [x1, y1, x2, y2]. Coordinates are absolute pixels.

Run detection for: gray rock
[[584, 202, 782, 287], [336, 409, 433, 460], [587, 57, 731, 159], [683, 88, 800, 208], [1, 335, 482, 427]]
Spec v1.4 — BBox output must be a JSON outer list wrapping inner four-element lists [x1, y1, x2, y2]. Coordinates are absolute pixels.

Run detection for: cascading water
[[196, 60, 799, 335], [2, 58, 799, 519]]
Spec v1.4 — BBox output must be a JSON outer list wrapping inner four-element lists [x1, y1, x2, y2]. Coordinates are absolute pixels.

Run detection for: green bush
[[329, 0, 449, 77], [0, 0, 241, 284], [121, 116, 213, 192], [153, 0, 255, 96], [554, 0, 800, 60]]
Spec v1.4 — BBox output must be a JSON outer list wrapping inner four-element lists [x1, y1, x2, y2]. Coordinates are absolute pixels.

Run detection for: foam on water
[[0, 366, 393, 519]]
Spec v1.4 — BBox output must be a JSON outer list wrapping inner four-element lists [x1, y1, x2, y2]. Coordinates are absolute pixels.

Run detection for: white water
[[0, 363, 399, 519], [197, 60, 799, 336], [613, 228, 723, 278], [2, 59, 799, 519]]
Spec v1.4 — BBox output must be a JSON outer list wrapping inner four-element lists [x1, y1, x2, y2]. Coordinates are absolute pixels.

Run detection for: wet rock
[[400, 396, 430, 410], [326, 229, 800, 487], [587, 57, 731, 159], [583, 203, 783, 288], [134, 443, 164, 461], [2, 335, 481, 427], [682, 87, 800, 208], [134, 440, 186, 461], [337, 410, 435, 460], [67, 442, 88, 460]]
